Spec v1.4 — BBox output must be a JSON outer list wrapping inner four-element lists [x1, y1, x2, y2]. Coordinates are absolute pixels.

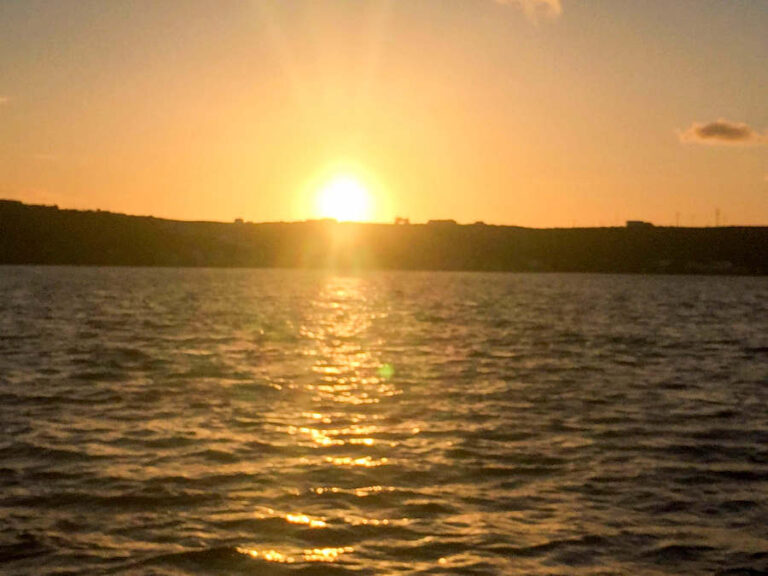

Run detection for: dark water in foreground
[[1, 268, 767, 575]]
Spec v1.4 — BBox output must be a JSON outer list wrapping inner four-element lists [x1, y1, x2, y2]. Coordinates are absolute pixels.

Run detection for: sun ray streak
[[252, 1, 308, 116]]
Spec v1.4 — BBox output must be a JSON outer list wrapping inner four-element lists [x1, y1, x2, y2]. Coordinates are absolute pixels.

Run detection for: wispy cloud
[[0, 96, 9, 106], [679, 119, 766, 146], [494, 0, 563, 19]]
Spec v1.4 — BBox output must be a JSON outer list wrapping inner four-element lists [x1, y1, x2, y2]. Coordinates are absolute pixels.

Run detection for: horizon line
[[1, 198, 764, 230]]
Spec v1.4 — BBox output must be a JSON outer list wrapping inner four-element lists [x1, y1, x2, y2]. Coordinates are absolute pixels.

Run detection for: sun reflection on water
[[286, 421, 381, 447], [285, 513, 327, 528], [237, 546, 353, 564], [250, 275, 403, 566], [237, 547, 295, 563], [324, 455, 389, 467], [302, 547, 354, 563]]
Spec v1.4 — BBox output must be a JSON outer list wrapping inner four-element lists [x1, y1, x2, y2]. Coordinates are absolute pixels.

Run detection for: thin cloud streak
[[494, 0, 563, 19], [0, 96, 9, 105], [679, 119, 766, 146]]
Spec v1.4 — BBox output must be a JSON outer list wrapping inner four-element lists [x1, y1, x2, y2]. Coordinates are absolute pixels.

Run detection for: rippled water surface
[[1, 267, 768, 575]]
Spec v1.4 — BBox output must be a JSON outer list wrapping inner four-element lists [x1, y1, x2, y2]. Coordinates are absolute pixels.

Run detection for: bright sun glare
[[316, 175, 372, 222]]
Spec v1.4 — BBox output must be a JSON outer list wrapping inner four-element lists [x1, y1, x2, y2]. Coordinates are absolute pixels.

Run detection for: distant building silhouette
[[626, 220, 655, 229], [394, 217, 410, 225]]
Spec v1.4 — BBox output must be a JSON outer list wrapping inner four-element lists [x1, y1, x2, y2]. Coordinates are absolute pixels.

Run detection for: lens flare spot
[[377, 363, 395, 380]]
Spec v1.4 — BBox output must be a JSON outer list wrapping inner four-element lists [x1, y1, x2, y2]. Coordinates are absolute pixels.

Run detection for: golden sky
[[1, 0, 767, 226]]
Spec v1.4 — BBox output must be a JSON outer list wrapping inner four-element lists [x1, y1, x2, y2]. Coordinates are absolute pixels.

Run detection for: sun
[[315, 175, 373, 222]]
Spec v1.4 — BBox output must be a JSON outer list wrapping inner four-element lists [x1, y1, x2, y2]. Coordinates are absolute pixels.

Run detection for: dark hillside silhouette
[[2, 200, 767, 274]]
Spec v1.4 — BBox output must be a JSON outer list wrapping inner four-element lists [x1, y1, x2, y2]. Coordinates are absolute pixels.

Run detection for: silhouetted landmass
[[2, 199, 768, 274]]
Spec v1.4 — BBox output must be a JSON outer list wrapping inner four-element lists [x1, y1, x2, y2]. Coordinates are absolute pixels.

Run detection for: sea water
[[1, 267, 767, 575]]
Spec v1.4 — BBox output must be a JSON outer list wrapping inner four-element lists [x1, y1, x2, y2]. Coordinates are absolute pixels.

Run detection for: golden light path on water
[[238, 275, 410, 567]]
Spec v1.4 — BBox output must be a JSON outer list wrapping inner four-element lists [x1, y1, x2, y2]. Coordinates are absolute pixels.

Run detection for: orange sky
[[1, 1, 767, 226]]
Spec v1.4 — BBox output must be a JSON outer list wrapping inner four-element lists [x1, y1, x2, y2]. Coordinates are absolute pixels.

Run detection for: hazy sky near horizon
[[1, 0, 767, 226]]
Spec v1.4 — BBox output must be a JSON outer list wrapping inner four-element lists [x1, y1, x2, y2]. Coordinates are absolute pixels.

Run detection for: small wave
[[0, 441, 92, 463], [488, 534, 610, 558], [0, 533, 50, 563], [148, 546, 362, 575], [644, 543, 717, 563], [3, 488, 220, 510], [189, 448, 241, 464]]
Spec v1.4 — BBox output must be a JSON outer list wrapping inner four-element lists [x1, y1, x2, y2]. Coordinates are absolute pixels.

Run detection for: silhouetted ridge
[[1, 199, 767, 273]]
